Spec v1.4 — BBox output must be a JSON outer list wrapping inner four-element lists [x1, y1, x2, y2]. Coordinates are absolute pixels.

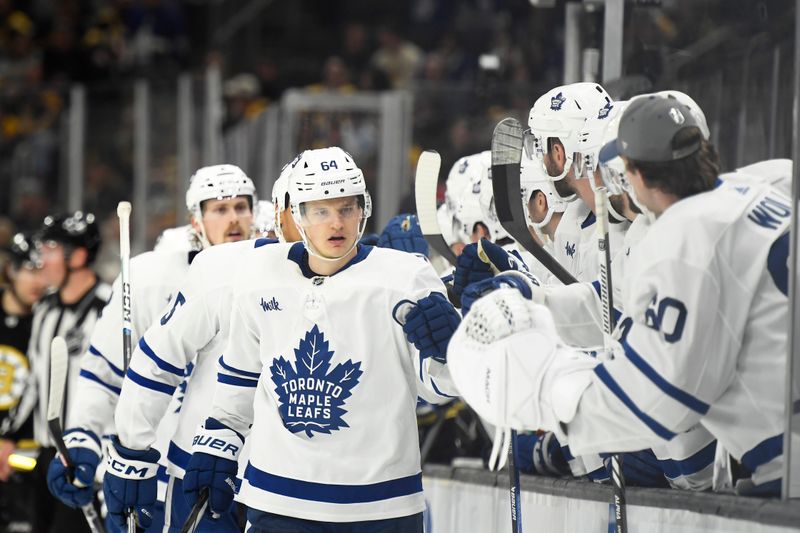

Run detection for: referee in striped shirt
[[28, 211, 112, 533]]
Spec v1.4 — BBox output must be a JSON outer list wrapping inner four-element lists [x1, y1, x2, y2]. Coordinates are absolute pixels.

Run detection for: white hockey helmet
[[520, 151, 569, 229], [445, 154, 479, 216], [478, 168, 510, 243], [253, 200, 275, 236], [185, 164, 257, 248], [288, 147, 372, 260], [453, 172, 486, 244], [577, 100, 627, 177], [525, 82, 612, 181], [271, 162, 292, 242]]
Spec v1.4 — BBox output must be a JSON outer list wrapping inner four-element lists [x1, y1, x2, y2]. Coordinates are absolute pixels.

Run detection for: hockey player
[[0, 232, 45, 531], [27, 211, 111, 532], [165, 147, 460, 531], [46, 165, 257, 531], [449, 94, 790, 496], [99, 163, 299, 532]]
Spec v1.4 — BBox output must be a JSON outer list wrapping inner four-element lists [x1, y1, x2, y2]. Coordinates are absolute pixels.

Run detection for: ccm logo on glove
[[109, 460, 151, 478], [192, 436, 239, 457]]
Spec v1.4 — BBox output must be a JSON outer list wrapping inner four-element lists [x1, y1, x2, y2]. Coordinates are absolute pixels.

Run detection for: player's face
[[198, 196, 253, 245], [527, 190, 548, 225], [11, 263, 46, 306], [37, 240, 67, 289], [300, 196, 363, 258]]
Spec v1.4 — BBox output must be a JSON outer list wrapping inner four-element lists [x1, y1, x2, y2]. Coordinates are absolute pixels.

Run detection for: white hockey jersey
[[114, 239, 270, 479], [214, 243, 457, 522], [553, 180, 790, 491]]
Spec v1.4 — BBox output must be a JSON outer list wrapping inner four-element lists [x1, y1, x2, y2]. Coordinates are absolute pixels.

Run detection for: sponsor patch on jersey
[[269, 325, 362, 438], [565, 241, 576, 258]]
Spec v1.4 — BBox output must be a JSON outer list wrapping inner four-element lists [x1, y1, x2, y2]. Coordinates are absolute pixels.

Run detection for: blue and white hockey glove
[[46, 428, 101, 508], [453, 238, 524, 298], [359, 233, 380, 246], [515, 431, 571, 477], [460, 271, 536, 317], [401, 292, 460, 363], [103, 436, 160, 528], [183, 418, 243, 519], [377, 214, 429, 256]]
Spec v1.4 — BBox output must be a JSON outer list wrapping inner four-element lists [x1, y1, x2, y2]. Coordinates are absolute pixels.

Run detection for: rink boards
[[423, 464, 800, 533]]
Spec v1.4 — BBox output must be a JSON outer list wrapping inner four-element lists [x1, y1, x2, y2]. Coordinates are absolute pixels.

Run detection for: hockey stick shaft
[[594, 187, 627, 533], [180, 488, 209, 533], [48, 337, 106, 533], [117, 202, 138, 533], [414, 150, 459, 266], [476, 241, 522, 533]]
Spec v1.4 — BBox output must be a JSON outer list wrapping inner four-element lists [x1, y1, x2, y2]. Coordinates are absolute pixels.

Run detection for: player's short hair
[[624, 131, 719, 200]]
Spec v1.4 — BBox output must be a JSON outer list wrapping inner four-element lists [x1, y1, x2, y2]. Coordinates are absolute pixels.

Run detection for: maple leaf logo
[[269, 325, 363, 438]]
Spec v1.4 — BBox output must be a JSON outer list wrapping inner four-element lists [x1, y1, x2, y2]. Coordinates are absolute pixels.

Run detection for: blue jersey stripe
[[127, 368, 177, 396], [88, 345, 125, 377], [79, 369, 121, 395], [218, 373, 259, 388], [621, 341, 710, 415], [430, 378, 457, 398], [741, 434, 783, 472], [138, 337, 184, 377], [244, 462, 422, 504], [594, 364, 676, 440], [659, 439, 716, 480], [167, 441, 191, 471], [218, 355, 261, 379], [157, 465, 169, 483]]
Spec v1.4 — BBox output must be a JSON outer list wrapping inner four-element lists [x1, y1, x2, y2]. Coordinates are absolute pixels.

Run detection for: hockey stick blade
[[490, 118, 577, 285], [414, 150, 458, 265], [180, 488, 209, 533], [48, 338, 107, 533]]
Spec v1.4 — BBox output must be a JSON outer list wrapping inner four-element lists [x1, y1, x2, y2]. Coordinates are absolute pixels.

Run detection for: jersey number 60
[[644, 295, 687, 344]]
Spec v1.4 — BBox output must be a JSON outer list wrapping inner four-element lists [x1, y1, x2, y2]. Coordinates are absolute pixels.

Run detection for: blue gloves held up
[[398, 292, 461, 363], [103, 436, 161, 528], [460, 272, 534, 317], [453, 238, 524, 298], [183, 418, 243, 519], [46, 428, 101, 508], [377, 214, 429, 256]]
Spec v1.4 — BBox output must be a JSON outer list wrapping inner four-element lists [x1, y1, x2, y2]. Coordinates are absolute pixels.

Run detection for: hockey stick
[[490, 118, 578, 285], [476, 240, 522, 533], [179, 488, 209, 533], [414, 150, 459, 266], [48, 337, 106, 533], [117, 201, 138, 533], [594, 187, 628, 533]]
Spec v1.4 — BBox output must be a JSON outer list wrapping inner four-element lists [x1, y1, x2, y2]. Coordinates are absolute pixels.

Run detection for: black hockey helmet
[[5, 231, 39, 268], [36, 211, 101, 264]]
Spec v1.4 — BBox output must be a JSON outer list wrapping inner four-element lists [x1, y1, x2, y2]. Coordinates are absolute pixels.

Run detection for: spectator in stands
[[371, 25, 423, 89]]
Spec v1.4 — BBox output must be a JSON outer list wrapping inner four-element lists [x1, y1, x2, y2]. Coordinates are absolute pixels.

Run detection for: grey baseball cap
[[611, 94, 703, 163]]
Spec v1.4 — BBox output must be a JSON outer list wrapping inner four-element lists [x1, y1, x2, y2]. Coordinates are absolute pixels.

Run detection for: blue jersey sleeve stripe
[[167, 441, 192, 471], [126, 368, 177, 396], [594, 364, 676, 440], [244, 462, 422, 504], [218, 355, 261, 379], [430, 378, 457, 398], [138, 337, 184, 377], [659, 439, 717, 479], [79, 369, 122, 395], [740, 433, 783, 472], [88, 344, 125, 378], [217, 373, 259, 388], [621, 340, 710, 415]]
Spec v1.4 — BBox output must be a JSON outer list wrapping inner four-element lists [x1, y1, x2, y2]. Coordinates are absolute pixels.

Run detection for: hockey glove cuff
[[377, 214, 429, 256], [184, 418, 243, 519], [103, 436, 160, 528]]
